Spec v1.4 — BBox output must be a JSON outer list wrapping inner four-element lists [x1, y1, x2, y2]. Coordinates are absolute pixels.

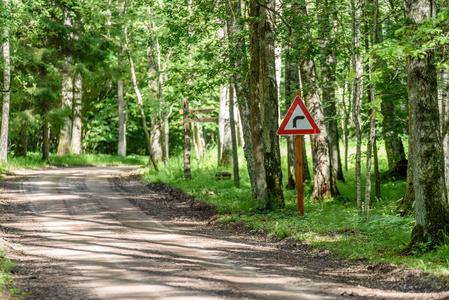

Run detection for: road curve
[[2, 166, 404, 299]]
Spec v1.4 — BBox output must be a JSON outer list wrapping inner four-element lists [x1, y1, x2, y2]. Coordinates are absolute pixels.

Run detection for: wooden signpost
[[180, 99, 217, 181], [277, 91, 320, 216]]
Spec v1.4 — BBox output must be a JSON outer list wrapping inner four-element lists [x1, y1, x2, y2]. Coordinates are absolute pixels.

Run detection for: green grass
[[0, 152, 147, 173], [2, 142, 448, 280], [0, 250, 20, 297], [141, 141, 449, 279]]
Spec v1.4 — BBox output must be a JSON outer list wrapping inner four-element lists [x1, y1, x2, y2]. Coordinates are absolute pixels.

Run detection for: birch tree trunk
[[42, 113, 50, 163], [405, 0, 449, 246], [183, 98, 191, 180], [125, 27, 158, 171], [0, 11, 10, 162], [117, 46, 126, 157], [300, 59, 334, 199], [250, 0, 268, 206], [351, 0, 364, 213], [70, 73, 82, 154], [259, 0, 284, 208], [230, 0, 256, 196], [230, 84, 240, 188], [219, 84, 232, 168], [442, 70, 449, 199], [363, 0, 379, 214], [319, 0, 341, 192], [57, 9, 73, 156], [284, 47, 300, 190]]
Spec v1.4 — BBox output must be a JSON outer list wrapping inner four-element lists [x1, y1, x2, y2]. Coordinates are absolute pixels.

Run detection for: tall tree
[[318, 0, 343, 190], [405, 0, 449, 246], [70, 72, 82, 154], [249, 0, 284, 209], [351, 0, 364, 213], [295, 0, 337, 199], [229, 0, 257, 196], [117, 45, 126, 157], [0, 0, 10, 162], [124, 25, 158, 171], [57, 8, 73, 156]]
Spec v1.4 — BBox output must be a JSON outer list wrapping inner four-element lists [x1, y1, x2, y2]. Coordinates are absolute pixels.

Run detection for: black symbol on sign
[[293, 116, 305, 128]]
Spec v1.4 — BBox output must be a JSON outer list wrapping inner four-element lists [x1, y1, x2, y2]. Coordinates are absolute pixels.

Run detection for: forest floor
[[0, 166, 448, 299]]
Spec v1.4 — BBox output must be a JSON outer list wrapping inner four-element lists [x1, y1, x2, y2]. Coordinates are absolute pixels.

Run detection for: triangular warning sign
[[277, 95, 320, 135]]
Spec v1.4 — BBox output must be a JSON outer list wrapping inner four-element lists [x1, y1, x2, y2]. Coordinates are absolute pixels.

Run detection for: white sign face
[[283, 105, 313, 131], [277, 95, 320, 135]]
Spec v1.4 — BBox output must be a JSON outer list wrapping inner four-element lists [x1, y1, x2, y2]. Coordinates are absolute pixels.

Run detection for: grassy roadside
[[1, 149, 448, 282], [140, 143, 449, 281]]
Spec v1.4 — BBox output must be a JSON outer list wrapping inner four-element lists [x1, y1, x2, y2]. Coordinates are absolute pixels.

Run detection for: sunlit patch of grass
[[142, 140, 449, 279], [50, 153, 146, 166], [0, 153, 147, 174], [0, 250, 19, 297]]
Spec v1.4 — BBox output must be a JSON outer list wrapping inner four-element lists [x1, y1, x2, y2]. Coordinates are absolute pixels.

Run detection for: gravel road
[[0, 166, 448, 300]]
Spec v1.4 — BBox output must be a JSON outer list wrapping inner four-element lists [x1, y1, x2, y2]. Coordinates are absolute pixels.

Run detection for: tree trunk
[[363, 0, 379, 214], [442, 70, 449, 199], [219, 84, 232, 168], [373, 136, 381, 199], [42, 113, 50, 163], [284, 44, 300, 190], [0, 16, 10, 162], [300, 59, 335, 199], [118, 46, 126, 157], [230, 0, 256, 197], [351, 0, 364, 213], [150, 117, 163, 163], [342, 79, 351, 171], [183, 98, 192, 180], [58, 67, 73, 156], [382, 99, 407, 175], [319, 0, 342, 191], [405, 0, 449, 247], [259, 0, 284, 208], [249, 0, 268, 205], [230, 84, 240, 188], [125, 27, 158, 171], [399, 104, 415, 215], [57, 9, 73, 156], [70, 73, 82, 154]]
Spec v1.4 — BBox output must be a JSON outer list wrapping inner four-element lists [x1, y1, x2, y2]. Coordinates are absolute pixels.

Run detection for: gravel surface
[[0, 166, 448, 300]]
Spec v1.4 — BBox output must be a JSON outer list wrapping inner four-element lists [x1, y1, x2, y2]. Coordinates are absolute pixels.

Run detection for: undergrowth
[[141, 141, 449, 279], [1, 142, 448, 280]]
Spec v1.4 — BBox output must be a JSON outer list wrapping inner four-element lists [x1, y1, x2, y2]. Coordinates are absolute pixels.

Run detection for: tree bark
[[230, 0, 257, 197], [42, 113, 50, 163], [0, 13, 10, 162], [230, 84, 240, 188], [183, 98, 192, 180], [258, 0, 284, 208], [117, 46, 126, 157], [405, 0, 449, 246], [300, 59, 335, 199], [284, 45, 300, 190], [125, 27, 158, 171], [363, 0, 379, 214], [319, 0, 342, 191], [382, 97, 407, 176], [70, 73, 82, 154], [219, 84, 232, 168], [249, 0, 268, 205], [351, 0, 364, 213], [57, 9, 73, 156]]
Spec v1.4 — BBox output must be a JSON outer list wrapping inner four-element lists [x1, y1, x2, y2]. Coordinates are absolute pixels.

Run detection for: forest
[[1, 0, 449, 262]]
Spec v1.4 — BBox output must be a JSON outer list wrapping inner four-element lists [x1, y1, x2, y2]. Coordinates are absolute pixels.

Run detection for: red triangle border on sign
[[277, 95, 320, 135]]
